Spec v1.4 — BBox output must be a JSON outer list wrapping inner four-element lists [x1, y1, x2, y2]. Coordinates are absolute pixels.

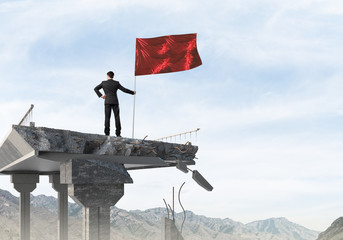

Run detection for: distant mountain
[[0, 189, 320, 240], [30, 194, 58, 213], [317, 217, 343, 240], [247, 217, 318, 240]]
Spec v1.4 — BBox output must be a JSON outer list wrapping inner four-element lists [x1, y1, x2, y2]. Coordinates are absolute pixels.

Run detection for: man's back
[[94, 71, 135, 136], [94, 79, 133, 105]]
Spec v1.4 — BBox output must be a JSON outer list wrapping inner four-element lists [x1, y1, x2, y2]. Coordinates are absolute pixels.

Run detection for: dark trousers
[[104, 104, 121, 136]]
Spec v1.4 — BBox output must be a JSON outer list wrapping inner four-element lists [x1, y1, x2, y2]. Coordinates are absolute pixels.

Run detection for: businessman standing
[[94, 71, 136, 137]]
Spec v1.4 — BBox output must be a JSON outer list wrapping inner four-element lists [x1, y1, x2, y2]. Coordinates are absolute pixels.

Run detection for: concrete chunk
[[60, 159, 133, 184]]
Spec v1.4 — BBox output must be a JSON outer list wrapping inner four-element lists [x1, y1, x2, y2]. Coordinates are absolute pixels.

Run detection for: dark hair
[[107, 71, 114, 79]]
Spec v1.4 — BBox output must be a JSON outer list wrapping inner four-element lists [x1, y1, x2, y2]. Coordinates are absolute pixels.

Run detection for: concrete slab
[[0, 125, 198, 174]]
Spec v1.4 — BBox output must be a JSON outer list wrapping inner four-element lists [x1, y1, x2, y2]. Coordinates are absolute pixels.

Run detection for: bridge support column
[[50, 174, 68, 240], [83, 204, 111, 239], [11, 174, 39, 240], [68, 184, 123, 240], [162, 217, 184, 240], [60, 159, 133, 240]]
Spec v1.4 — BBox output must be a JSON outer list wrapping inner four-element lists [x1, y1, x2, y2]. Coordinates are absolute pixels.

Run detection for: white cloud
[[1, 0, 343, 231], [200, 0, 343, 69]]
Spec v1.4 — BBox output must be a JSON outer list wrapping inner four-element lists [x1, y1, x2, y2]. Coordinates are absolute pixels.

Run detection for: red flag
[[135, 33, 202, 76]]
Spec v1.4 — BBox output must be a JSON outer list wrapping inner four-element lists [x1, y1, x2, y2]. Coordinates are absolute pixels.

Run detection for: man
[[94, 71, 136, 137]]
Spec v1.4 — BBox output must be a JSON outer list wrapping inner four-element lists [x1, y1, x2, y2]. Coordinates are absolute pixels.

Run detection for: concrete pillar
[[68, 184, 123, 240], [60, 159, 133, 240], [11, 174, 39, 240], [83, 206, 110, 240], [49, 174, 68, 240], [162, 217, 184, 240]]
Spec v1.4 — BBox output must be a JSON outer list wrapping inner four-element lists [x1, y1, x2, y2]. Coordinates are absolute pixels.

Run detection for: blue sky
[[1, 0, 343, 231]]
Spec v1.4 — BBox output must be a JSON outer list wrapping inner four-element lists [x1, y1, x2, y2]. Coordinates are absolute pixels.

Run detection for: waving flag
[[135, 33, 202, 76]]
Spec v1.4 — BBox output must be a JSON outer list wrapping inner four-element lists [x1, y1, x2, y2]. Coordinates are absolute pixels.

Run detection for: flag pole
[[132, 76, 137, 138]]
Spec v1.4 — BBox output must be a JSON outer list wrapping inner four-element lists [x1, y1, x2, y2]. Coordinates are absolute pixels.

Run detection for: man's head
[[107, 71, 114, 79]]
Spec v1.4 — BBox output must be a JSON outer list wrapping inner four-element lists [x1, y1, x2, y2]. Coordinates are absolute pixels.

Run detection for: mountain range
[[0, 188, 321, 240], [316, 217, 343, 240]]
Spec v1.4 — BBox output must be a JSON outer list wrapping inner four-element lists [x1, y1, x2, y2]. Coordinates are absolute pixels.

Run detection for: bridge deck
[[0, 125, 197, 174]]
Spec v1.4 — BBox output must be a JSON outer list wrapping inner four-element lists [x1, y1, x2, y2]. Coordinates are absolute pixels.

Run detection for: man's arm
[[94, 83, 103, 98], [119, 83, 135, 95]]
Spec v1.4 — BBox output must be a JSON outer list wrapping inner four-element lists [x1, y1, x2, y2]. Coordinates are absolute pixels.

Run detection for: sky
[[1, 0, 343, 232]]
